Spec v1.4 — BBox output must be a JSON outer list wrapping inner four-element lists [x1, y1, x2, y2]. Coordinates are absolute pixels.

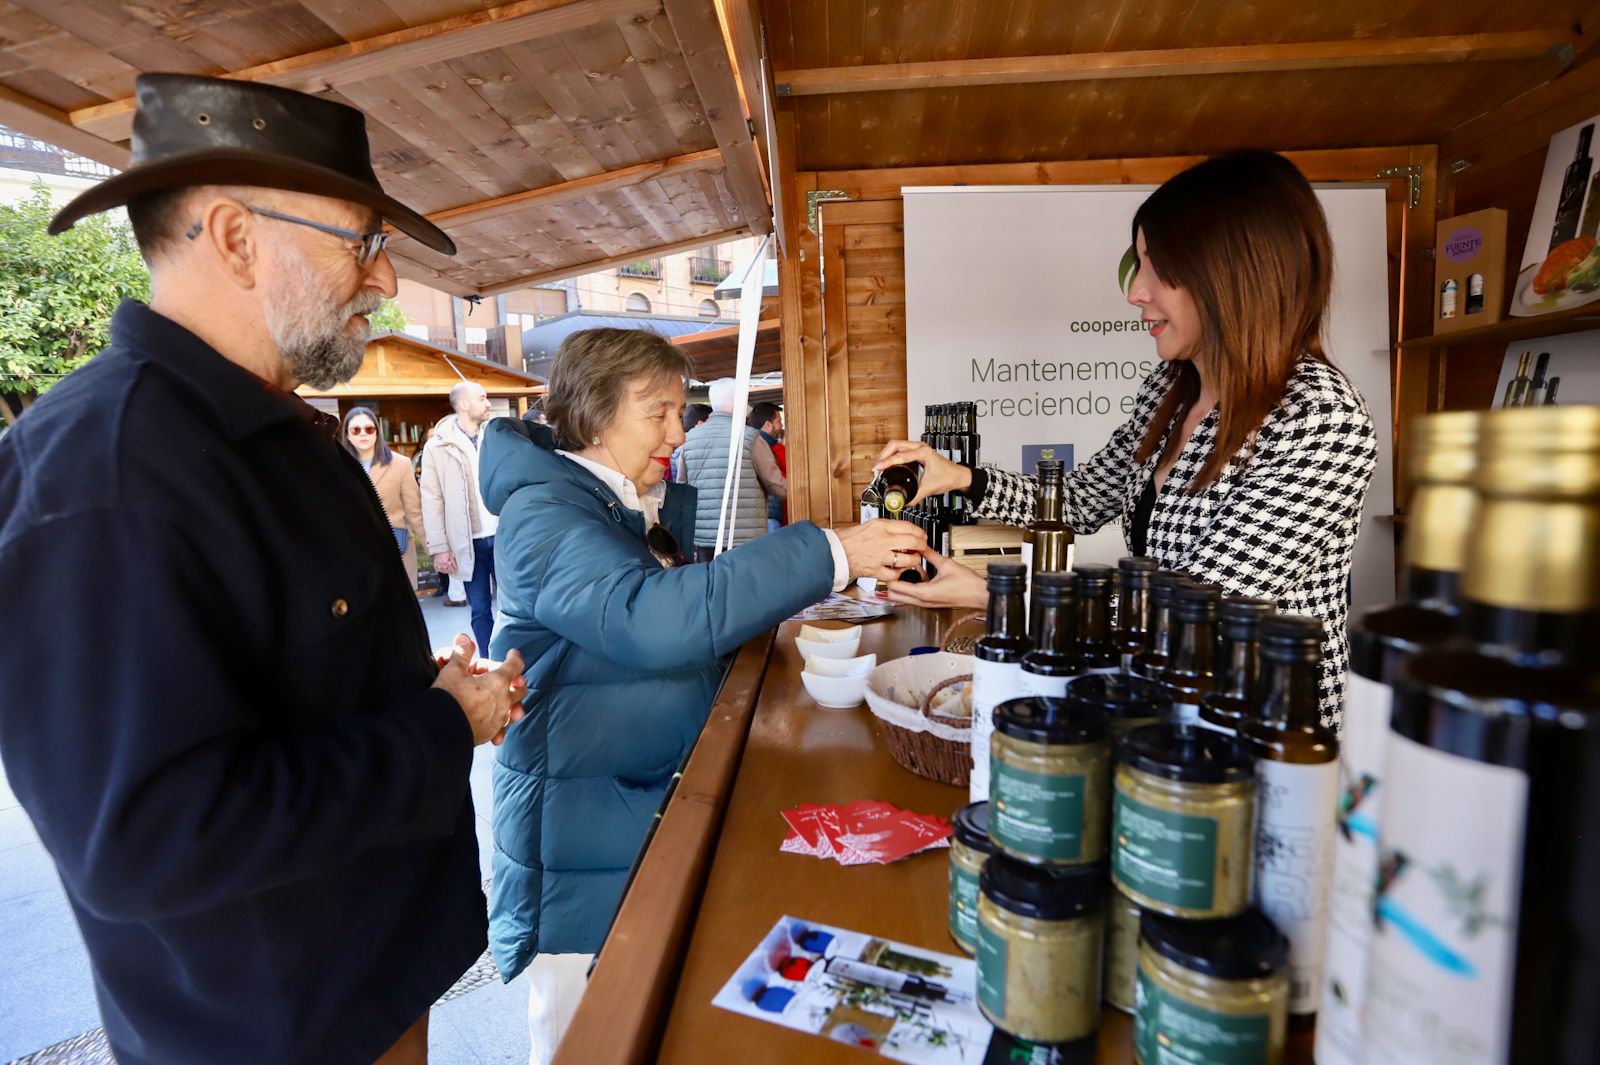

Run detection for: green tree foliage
[[368, 296, 407, 332], [0, 180, 150, 422]]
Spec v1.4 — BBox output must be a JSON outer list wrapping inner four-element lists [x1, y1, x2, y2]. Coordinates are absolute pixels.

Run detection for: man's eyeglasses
[[348, 425, 377, 436], [646, 523, 692, 568], [186, 205, 390, 267]]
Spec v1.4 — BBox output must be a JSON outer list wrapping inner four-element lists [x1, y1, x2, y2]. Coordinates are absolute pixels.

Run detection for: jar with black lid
[[1112, 723, 1255, 919], [1135, 907, 1290, 1065], [976, 854, 1104, 1045], [948, 801, 995, 954], [990, 697, 1110, 865]]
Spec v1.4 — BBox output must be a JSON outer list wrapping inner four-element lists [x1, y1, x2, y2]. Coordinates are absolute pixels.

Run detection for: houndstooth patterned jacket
[[972, 357, 1377, 730]]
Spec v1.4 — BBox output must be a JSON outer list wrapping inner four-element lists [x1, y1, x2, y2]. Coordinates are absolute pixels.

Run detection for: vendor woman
[[875, 150, 1377, 729]]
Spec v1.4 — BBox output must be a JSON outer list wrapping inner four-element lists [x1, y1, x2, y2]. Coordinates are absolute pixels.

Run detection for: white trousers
[[526, 952, 594, 1065]]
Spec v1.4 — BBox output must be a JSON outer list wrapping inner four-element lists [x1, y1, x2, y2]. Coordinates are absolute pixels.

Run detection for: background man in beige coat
[[421, 381, 499, 651]]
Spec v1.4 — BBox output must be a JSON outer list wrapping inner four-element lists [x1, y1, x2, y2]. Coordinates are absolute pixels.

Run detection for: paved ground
[[0, 593, 530, 1064]]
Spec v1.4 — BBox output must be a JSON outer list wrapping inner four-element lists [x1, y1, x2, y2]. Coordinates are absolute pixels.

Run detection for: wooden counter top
[[556, 601, 1314, 1064]]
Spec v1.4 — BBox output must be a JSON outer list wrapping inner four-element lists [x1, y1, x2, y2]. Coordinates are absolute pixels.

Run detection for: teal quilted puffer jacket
[[480, 419, 833, 977]]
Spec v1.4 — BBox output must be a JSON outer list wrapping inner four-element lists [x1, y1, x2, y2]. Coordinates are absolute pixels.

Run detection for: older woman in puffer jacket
[[478, 327, 924, 1064]]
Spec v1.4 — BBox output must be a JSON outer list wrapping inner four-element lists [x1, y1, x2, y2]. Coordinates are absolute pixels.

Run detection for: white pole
[[713, 235, 773, 556]]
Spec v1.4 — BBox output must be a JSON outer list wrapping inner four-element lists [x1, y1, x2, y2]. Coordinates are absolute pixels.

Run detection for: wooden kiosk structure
[[5, 3, 1599, 1063], [299, 331, 545, 458]]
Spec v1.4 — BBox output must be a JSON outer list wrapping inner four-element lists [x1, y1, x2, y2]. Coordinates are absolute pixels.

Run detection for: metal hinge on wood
[[807, 189, 849, 232], [1377, 165, 1423, 210]]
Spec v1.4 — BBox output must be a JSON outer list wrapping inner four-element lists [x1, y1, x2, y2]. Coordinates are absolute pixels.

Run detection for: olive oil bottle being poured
[[1021, 571, 1082, 698], [1161, 582, 1222, 726], [1132, 571, 1190, 680], [970, 563, 1032, 803], [1239, 614, 1339, 1028], [1316, 410, 1479, 1065], [1073, 564, 1120, 673], [1196, 596, 1275, 737], [1022, 460, 1074, 618], [876, 463, 921, 516], [1365, 406, 1600, 1065], [1113, 557, 1159, 669]]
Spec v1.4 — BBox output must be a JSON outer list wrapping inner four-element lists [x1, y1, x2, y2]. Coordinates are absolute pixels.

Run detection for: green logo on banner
[[1118, 244, 1138, 294]]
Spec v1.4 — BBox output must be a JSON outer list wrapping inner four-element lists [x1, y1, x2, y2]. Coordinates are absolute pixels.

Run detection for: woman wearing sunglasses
[[477, 328, 925, 1064], [341, 405, 425, 589]]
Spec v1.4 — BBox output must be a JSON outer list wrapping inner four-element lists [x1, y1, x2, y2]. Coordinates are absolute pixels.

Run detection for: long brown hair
[[1132, 151, 1334, 490]]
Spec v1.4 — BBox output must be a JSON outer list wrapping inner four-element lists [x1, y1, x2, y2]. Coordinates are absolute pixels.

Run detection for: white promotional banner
[[903, 185, 1395, 611]]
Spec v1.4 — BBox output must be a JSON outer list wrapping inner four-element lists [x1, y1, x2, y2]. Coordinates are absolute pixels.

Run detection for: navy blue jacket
[[481, 420, 832, 973], [0, 303, 485, 1065]]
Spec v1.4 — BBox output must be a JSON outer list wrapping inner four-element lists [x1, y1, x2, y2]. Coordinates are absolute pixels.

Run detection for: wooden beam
[[662, 0, 772, 235], [68, 0, 662, 142], [1440, 54, 1600, 175], [387, 249, 479, 298], [775, 31, 1573, 96], [812, 146, 1418, 202], [392, 149, 724, 234], [475, 225, 752, 295], [0, 85, 130, 170]]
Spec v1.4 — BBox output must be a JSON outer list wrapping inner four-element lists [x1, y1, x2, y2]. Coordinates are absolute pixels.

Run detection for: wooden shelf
[[1398, 302, 1600, 349]]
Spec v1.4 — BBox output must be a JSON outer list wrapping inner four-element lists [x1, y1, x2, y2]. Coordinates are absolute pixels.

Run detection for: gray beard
[[265, 252, 381, 390]]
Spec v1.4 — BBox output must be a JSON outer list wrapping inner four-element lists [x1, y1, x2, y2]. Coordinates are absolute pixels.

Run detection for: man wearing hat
[[0, 75, 528, 1064]]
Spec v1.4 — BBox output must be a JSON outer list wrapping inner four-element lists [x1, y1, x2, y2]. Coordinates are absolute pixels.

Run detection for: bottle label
[[1254, 757, 1339, 1015], [860, 502, 880, 522], [1171, 701, 1201, 726], [949, 860, 980, 950], [970, 657, 1027, 803], [1020, 541, 1034, 616], [992, 762, 1088, 861], [1363, 733, 1526, 1065], [976, 915, 1008, 1021], [1019, 670, 1070, 698], [1112, 792, 1218, 911], [1317, 671, 1392, 1065], [1134, 967, 1273, 1065], [1085, 665, 1122, 676]]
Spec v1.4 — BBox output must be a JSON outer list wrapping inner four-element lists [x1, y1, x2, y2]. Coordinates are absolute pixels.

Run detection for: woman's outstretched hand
[[872, 440, 973, 509], [884, 548, 988, 611], [834, 519, 931, 583]]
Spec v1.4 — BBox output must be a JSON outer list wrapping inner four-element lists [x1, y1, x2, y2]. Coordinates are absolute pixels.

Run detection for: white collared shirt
[[557, 450, 849, 589]]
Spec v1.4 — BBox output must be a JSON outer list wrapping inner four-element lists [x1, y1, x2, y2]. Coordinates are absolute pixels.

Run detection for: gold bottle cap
[[1464, 405, 1600, 613], [1405, 411, 1480, 575]]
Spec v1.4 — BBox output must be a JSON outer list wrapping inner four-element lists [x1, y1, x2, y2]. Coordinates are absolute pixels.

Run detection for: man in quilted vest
[[675, 378, 779, 559]]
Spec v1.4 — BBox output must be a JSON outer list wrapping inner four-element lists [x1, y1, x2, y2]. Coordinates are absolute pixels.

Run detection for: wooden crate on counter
[[949, 522, 1025, 575]]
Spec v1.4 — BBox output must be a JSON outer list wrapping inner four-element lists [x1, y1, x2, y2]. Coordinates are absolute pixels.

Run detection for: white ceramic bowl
[[800, 654, 877, 709], [795, 628, 863, 661]]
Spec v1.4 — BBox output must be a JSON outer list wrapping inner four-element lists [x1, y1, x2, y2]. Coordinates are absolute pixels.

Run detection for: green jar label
[[949, 862, 980, 949], [993, 762, 1087, 861], [1135, 968, 1272, 1065], [1113, 792, 1217, 911], [976, 916, 1008, 1021]]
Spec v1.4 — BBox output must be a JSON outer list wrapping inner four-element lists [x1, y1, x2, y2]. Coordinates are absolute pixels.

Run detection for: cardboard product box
[[1433, 208, 1508, 334]]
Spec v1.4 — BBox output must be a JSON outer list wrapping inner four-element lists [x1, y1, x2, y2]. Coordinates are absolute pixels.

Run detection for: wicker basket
[[864, 613, 985, 788]]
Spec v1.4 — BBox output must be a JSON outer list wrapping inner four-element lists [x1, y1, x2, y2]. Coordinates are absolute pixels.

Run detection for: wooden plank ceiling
[[762, 0, 1598, 173], [0, 0, 771, 296]]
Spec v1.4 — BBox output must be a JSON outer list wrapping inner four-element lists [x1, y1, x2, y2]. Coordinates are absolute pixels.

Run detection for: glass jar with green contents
[[1064, 672, 1172, 742], [976, 855, 1104, 1045], [948, 801, 995, 955], [1103, 885, 1145, 1014], [991, 697, 1110, 865], [1112, 724, 1255, 919], [1134, 907, 1289, 1065]]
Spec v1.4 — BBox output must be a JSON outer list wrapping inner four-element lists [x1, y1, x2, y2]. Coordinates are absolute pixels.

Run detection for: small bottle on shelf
[[1073, 564, 1120, 674], [1197, 596, 1275, 737], [1161, 582, 1222, 726], [1021, 570, 1082, 698]]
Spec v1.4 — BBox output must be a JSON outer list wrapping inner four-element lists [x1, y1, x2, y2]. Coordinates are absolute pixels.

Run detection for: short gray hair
[[707, 378, 738, 413], [449, 380, 485, 411], [544, 328, 692, 447]]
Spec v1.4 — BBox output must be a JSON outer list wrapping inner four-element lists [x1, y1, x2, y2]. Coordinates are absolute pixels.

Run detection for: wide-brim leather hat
[[50, 73, 455, 256]]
